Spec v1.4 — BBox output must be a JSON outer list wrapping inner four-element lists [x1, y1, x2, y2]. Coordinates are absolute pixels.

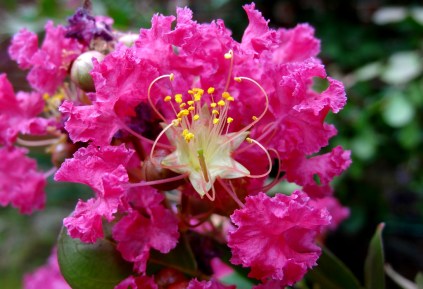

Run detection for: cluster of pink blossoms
[[3, 3, 351, 289]]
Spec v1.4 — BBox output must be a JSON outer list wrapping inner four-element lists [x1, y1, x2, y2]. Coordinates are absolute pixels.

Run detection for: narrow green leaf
[[364, 223, 386, 289], [415, 272, 423, 289], [57, 227, 133, 289], [306, 246, 362, 289]]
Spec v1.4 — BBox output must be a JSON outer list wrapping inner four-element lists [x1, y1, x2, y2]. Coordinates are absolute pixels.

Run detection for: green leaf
[[415, 272, 423, 289], [306, 246, 362, 289], [364, 223, 386, 289], [57, 226, 133, 289]]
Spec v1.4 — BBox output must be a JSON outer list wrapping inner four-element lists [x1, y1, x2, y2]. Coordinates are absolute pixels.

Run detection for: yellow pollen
[[234, 77, 242, 82], [224, 52, 232, 59], [213, 118, 219, 125], [252, 116, 258, 121], [227, 117, 234, 124], [177, 109, 190, 118], [175, 94, 183, 103], [164, 95, 172, 102], [43, 93, 50, 100], [207, 87, 215, 94], [246, 137, 253, 144], [227, 96, 234, 101], [188, 106, 195, 111], [179, 103, 187, 108], [222, 92, 231, 99], [187, 100, 194, 106], [218, 100, 226, 106], [188, 89, 194, 95], [210, 102, 217, 108], [193, 114, 200, 121], [169, 73, 175, 81], [194, 93, 202, 101], [212, 109, 219, 115]]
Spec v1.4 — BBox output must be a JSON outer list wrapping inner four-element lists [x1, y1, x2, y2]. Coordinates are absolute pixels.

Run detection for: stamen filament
[[217, 178, 245, 208], [148, 74, 174, 122], [17, 137, 60, 147], [125, 173, 189, 188], [245, 137, 273, 179]]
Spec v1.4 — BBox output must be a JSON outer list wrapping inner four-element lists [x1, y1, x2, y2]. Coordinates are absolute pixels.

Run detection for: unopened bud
[[118, 33, 138, 47], [70, 51, 105, 92]]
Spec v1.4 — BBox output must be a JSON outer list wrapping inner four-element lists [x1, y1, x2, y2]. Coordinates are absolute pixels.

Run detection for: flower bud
[[118, 33, 138, 47], [70, 51, 105, 92]]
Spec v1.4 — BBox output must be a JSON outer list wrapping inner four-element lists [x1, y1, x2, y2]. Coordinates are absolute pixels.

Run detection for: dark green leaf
[[57, 226, 133, 289], [306, 246, 362, 289], [364, 223, 386, 289]]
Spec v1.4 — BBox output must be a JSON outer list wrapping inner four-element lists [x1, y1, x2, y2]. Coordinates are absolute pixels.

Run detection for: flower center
[[147, 51, 272, 201]]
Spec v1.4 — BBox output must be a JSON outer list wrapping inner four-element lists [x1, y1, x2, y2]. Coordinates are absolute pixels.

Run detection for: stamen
[[245, 137, 273, 179], [223, 50, 234, 92], [148, 74, 174, 122], [150, 120, 179, 166], [16, 137, 60, 147], [125, 173, 189, 188], [217, 178, 245, 208]]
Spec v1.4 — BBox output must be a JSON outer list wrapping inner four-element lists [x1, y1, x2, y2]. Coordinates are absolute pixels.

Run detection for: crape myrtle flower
[[23, 248, 71, 289], [228, 191, 331, 285], [3, 2, 352, 288], [0, 74, 51, 146], [9, 21, 84, 94], [0, 146, 47, 214]]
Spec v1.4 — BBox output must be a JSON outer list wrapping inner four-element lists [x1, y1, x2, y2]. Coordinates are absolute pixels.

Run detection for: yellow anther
[[218, 100, 226, 106], [193, 114, 200, 121], [179, 103, 187, 108], [246, 137, 253, 144], [207, 87, 215, 94], [210, 102, 217, 108], [183, 129, 195, 142], [177, 109, 190, 118], [188, 106, 195, 111], [194, 93, 202, 101], [222, 91, 231, 99], [227, 96, 234, 101], [169, 73, 174, 81], [213, 118, 219, 125], [164, 95, 172, 102], [187, 100, 194, 105], [188, 89, 194, 95], [224, 52, 232, 59], [43, 93, 50, 100], [227, 117, 234, 124], [212, 109, 219, 115], [234, 77, 242, 82], [193, 88, 204, 95], [175, 94, 183, 103], [252, 116, 258, 121], [182, 128, 189, 136]]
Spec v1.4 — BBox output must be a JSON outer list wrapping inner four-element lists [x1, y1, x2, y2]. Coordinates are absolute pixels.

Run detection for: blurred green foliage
[[0, 0, 423, 288]]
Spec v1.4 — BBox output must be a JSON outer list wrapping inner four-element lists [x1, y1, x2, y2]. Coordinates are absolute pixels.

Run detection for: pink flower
[[8, 28, 38, 69], [9, 21, 84, 94], [55, 144, 134, 242], [24, 248, 71, 289], [114, 275, 158, 289], [0, 74, 50, 145], [0, 146, 46, 214], [228, 191, 331, 285], [187, 279, 236, 289], [112, 187, 179, 273], [252, 279, 285, 289]]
